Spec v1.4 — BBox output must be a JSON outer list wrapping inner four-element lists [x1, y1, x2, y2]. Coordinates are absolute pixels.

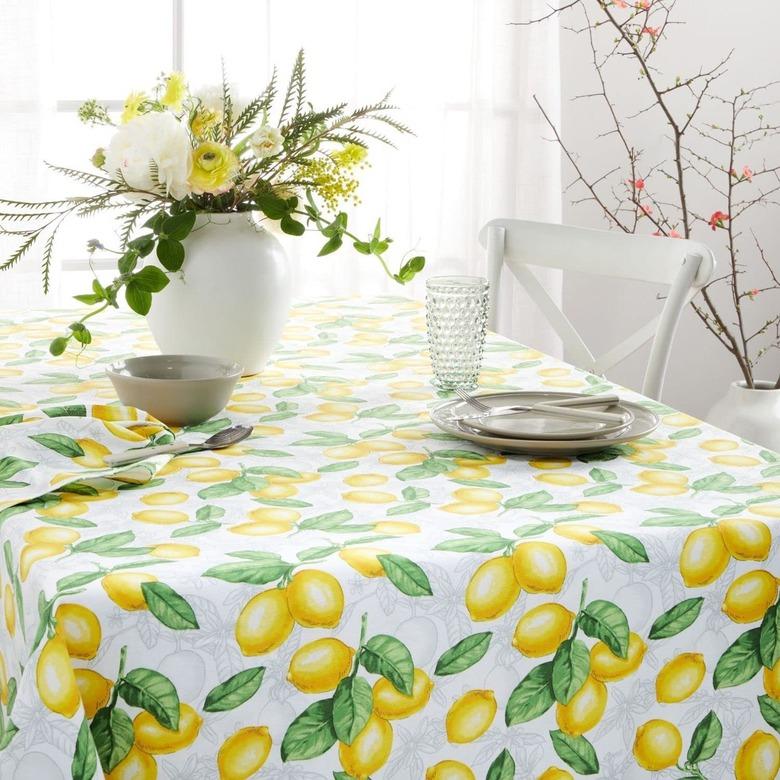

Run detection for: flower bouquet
[[0, 51, 425, 361]]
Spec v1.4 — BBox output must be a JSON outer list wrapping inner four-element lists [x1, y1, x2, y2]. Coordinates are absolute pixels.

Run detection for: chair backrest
[[478, 218, 716, 400]]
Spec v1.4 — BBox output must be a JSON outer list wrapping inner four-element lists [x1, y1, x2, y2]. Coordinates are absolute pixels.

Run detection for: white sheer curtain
[[1, 0, 561, 353], [0, 0, 55, 307]]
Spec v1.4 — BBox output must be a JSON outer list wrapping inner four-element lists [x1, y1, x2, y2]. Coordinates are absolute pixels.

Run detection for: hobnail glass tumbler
[[426, 276, 489, 390]]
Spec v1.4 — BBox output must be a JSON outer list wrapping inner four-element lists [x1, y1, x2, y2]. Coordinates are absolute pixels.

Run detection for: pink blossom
[[613, 0, 629, 7], [636, 0, 651, 8], [669, 230, 681, 238], [743, 165, 753, 182], [709, 210, 730, 231], [638, 204, 653, 216], [642, 26, 660, 38], [627, 177, 646, 190], [652, 230, 662, 237]]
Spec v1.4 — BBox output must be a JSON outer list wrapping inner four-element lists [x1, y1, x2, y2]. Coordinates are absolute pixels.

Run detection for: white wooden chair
[[478, 219, 716, 400]]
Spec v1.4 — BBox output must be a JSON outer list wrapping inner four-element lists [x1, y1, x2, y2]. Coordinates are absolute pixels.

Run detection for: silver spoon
[[104, 425, 253, 467]]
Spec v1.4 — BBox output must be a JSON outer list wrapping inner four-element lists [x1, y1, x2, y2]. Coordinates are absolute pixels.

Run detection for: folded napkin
[[0, 403, 174, 515]]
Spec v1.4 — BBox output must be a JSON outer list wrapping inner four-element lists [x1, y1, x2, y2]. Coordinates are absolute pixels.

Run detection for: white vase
[[707, 380, 780, 452], [146, 213, 291, 375]]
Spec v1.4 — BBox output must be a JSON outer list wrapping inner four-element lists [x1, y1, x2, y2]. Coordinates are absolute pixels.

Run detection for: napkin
[[0, 403, 174, 515]]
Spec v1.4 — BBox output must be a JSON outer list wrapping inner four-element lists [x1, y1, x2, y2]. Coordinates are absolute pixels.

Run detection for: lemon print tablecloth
[[0, 298, 778, 780]]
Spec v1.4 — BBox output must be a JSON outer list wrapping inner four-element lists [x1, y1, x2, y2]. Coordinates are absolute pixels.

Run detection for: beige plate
[[431, 394, 659, 454]]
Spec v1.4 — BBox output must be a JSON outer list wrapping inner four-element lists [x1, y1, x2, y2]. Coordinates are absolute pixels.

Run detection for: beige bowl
[[107, 354, 242, 427]]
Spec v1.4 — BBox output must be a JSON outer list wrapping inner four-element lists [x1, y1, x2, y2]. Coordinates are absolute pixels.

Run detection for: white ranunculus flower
[[104, 112, 193, 200], [250, 125, 284, 159], [193, 84, 247, 117]]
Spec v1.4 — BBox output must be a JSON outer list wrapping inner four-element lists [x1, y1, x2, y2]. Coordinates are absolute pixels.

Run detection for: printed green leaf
[[649, 597, 704, 640], [0, 457, 36, 482], [505, 662, 555, 725], [117, 668, 180, 730], [361, 635, 414, 695], [42, 404, 87, 418], [318, 461, 359, 472], [71, 718, 97, 780], [204, 668, 265, 712], [141, 582, 199, 630], [582, 483, 622, 497], [202, 561, 291, 584], [687, 710, 722, 764], [758, 694, 780, 734], [90, 706, 134, 773], [589, 468, 617, 483], [486, 749, 515, 780], [386, 501, 431, 516], [196, 505, 226, 522], [281, 699, 337, 762], [72, 531, 134, 554], [377, 554, 432, 597], [504, 490, 553, 509], [713, 628, 762, 689], [579, 600, 629, 659], [760, 603, 780, 669], [298, 510, 353, 531], [691, 472, 735, 491], [434, 538, 508, 554], [332, 675, 373, 745], [669, 427, 702, 440], [591, 531, 649, 563], [552, 639, 590, 705], [435, 632, 492, 676], [550, 730, 599, 775], [28, 433, 84, 458], [171, 521, 220, 537]]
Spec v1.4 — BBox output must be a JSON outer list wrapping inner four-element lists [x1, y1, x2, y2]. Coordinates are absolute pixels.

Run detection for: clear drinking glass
[[426, 276, 490, 390]]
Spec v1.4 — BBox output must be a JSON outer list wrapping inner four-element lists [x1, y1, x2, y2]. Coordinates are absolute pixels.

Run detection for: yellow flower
[[189, 142, 239, 195], [332, 142, 368, 167], [191, 107, 221, 139], [161, 72, 187, 113], [121, 92, 146, 124], [302, 155, 361, 210]]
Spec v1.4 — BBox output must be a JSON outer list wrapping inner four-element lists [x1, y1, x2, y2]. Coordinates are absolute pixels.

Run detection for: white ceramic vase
[[146, 213, 291, 374], [707, 380, 780, 452]]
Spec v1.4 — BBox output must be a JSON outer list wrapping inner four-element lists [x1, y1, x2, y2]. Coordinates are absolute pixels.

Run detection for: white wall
[[558, 1, 780, 417]]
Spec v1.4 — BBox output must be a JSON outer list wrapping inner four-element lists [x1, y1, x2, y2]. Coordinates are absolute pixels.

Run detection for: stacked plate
[[431, 391, 659, 455]]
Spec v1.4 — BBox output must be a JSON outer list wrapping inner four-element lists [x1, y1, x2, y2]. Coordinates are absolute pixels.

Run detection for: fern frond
[[279, 49, 306, 125], [365, 113, 414, 135], [0, 211, 66, 222], [41, 229, 58, 293], [233, 68, 278, 136], [45, 162, 121, 190], [119, 206, 153, 248], [76, 200, 129, 218], [340, 124, 398, 148], [0, 197, 84, 209], [221, 59, 234, 144], [0, 232, 41, 272]]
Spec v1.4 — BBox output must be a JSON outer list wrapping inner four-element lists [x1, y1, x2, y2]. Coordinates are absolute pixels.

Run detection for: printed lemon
[[441, 501, 500, 515], [537, 769, 573, 780], [338, 713, 393, 777], [711, 454, 762, 467], [553, 524, 601, 545], [575, 501, 621, 514], [235, 588, 294, 655], [590, 632, 647, 682], [512, 542, 567, 594], [150, 543, 200, 559], [512, 603, 574, 657], [446, 689, 496, 743], [700, 438, 738, 452], [132, 509, 189, 525], [287, 638, 354, 693], [734, 730, 780, 780], [679, 526, 730, 587], [102, 572, 157, 611], [425, 760, 476, 780], [534, 472, 588, 487], [373, 521, 420, 535], [4, 584, 15, 637], [0, 652, 7, 705], [36, 636, 80, 718], [719, 518, 772, 560], [134, 702, 203, 754], [633, 719, 682, 771], [556, 675, 607, 735], [453, 487, 503, 504], [54, 603, 101, 659], [447, 465, 491, 481], [339, 547, 388, 578], [380, 452, 427, 465], [344, 473, 389, 487], [105, 745, 158, 780], [637, 470, 688, 486], [723, 570, 778, 623], [373, 667, 433, 719], [24, 526, 80, 545], [252, 484, 298, 500], [765, 659, 780, 699], [229, 520, 293, 536], [72, 438, 111, 468], [186, 468, 240, 483], [140, 491, 188, 506], [655, 653, 705, 703], [20, 542, 66, 580], [465, 556, 521, 621], [217, 726, 272, 780], [248, 507, 301, 524], [74, 669, 112, 718], [529, 458, 571, 470], [287, 569, 344, 627]]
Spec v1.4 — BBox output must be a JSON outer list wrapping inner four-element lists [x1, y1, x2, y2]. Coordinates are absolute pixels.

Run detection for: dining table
[[0, 296, 778, 780]]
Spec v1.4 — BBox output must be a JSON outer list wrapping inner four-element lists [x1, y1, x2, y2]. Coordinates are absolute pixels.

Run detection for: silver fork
[[454, 387, 624, 424]]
